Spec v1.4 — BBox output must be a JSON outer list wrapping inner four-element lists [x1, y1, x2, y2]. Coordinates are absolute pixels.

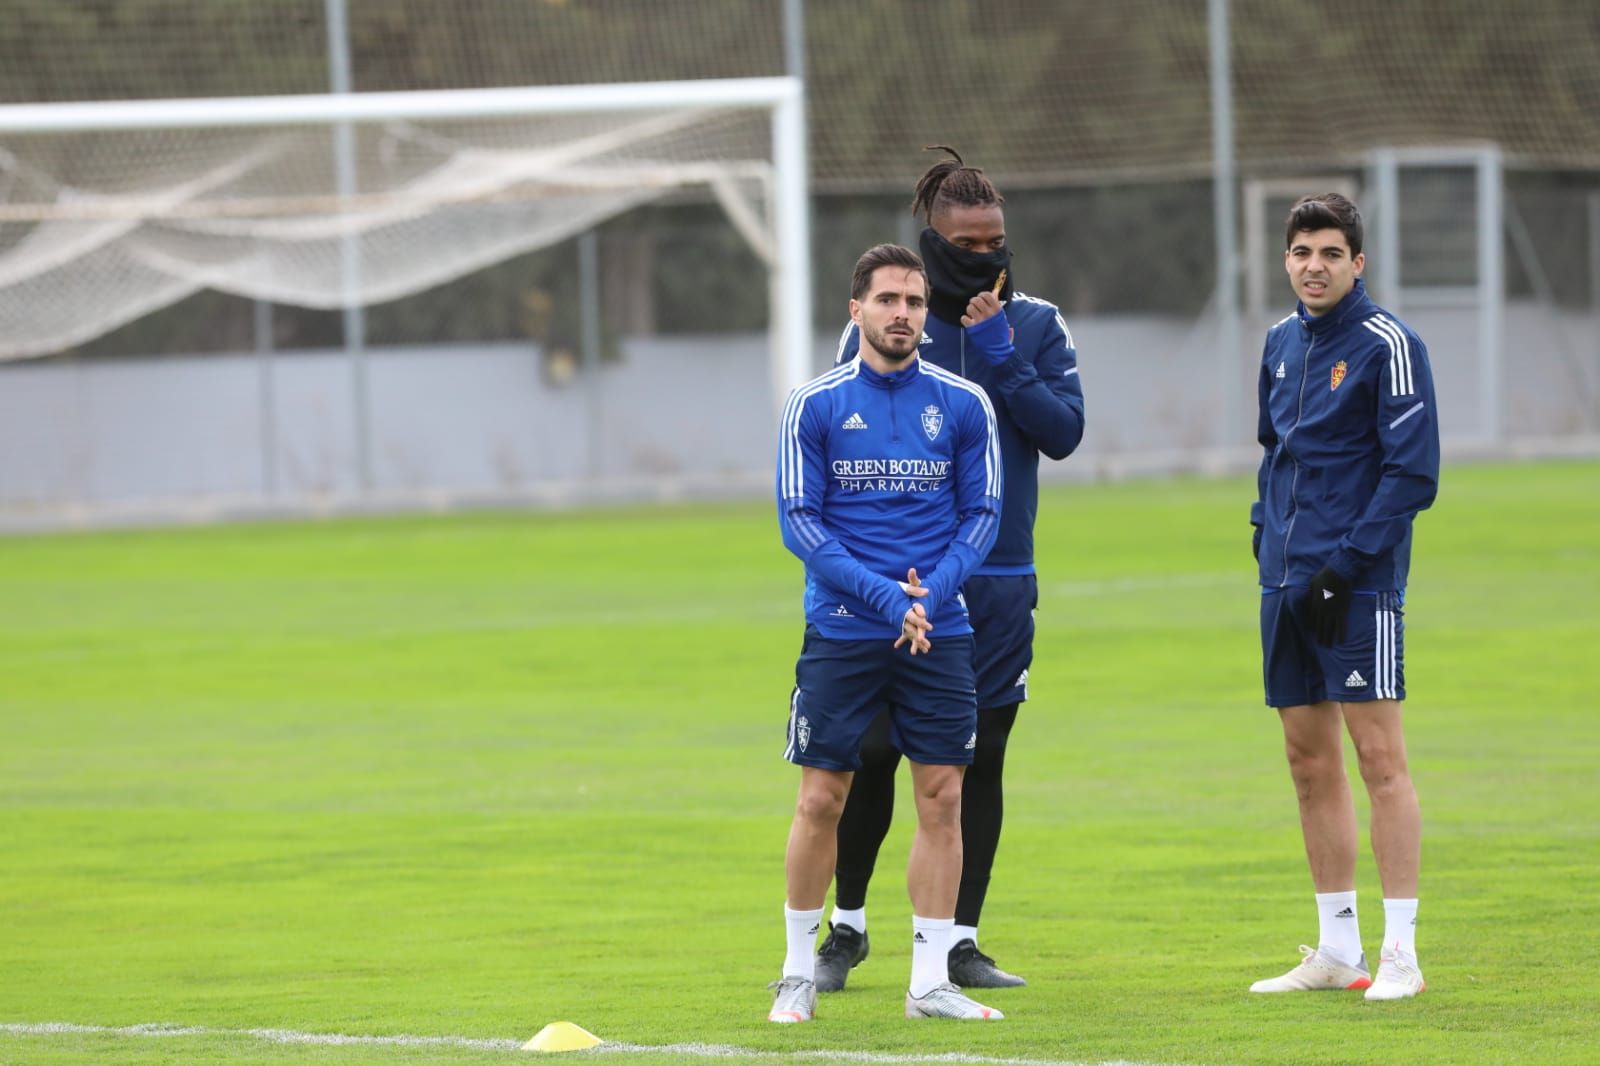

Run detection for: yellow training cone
[[523, 1021, 603, 1053]]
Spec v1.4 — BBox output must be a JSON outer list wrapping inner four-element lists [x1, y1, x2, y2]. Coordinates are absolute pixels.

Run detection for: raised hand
[[961, 296, 1013, 366]]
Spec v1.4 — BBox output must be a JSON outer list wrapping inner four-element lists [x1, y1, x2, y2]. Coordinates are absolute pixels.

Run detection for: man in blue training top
[[818, 147, 1085, 992], [1248, 193, 1439, 1002], [769, 243, 1004, 1024]]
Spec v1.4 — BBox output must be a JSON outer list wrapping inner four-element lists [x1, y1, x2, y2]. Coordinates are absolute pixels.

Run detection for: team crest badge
[[796, 715, 811, 752], [921, 404, 943, 441], [1330, 360, 1348, 391]]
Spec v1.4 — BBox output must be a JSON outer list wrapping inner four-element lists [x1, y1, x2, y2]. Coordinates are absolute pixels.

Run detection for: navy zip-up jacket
[[778, 356, 1002, 640], [834, 293, 1084, 573], [1252, 279, 1440, 592]]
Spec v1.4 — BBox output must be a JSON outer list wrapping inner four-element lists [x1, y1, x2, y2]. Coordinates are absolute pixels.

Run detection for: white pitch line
[[2, 1022, 1183, 1066], [1, 1022, 519, 1052], [597, 1042, 1173, 1065]]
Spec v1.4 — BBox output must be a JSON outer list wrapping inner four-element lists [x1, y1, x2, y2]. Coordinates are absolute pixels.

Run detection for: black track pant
[[831, 702, 1019, 928]]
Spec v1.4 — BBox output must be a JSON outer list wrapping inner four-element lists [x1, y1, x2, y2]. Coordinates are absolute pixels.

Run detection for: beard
[[861, 320, 919, 362]]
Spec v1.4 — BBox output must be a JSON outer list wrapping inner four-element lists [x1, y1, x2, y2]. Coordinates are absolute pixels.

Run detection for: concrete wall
[[2, 302, 1596, 526]]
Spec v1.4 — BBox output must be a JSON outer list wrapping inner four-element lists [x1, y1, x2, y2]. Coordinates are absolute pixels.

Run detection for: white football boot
[[904, 982, 1004, 1019], [1364, 949, 1425, 1000], [767, 976, 816, 1022], [1250, 945, 1372, 992]]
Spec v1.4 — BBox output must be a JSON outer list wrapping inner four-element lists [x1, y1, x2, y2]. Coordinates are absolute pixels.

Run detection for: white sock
[[831, 905, 865, 933], [783, 904, 824, 980], [1382, 898, 1418, 957], [951, 923, 979, 948], [909, 915, 954, 997], [1314, 890, 1364, 967]]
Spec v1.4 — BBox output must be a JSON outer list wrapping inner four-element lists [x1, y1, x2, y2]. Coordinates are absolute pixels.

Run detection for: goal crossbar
[[0, 77, 798, 132], [0, 76, 813, 408]]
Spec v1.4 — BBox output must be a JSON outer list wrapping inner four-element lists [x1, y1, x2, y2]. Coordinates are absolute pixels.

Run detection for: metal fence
[[2, 1, 1598, 526]]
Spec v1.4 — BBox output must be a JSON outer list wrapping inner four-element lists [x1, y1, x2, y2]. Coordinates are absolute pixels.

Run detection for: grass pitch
[[2, 461, 1597, 1065]]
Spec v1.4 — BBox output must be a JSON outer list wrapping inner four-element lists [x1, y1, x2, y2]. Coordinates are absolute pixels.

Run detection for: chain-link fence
[[2, 1, 1597, 523]]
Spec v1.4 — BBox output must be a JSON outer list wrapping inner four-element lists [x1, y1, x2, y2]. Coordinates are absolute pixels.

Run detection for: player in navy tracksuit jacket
[[814, 149, 1084, 992], [1248, 194, 1438, 1002], [768, 243, 1005, 1022]]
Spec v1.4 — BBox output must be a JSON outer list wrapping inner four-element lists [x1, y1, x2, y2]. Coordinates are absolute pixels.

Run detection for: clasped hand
[[894, 567, 933, 654]]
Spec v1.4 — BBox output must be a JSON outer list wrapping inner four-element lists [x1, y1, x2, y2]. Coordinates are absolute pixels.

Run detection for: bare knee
[[912, 767, 963, 829], [1284, 740, 1345, 801], [795, 776, 850, 827], [1354, 738, 1411, 799]]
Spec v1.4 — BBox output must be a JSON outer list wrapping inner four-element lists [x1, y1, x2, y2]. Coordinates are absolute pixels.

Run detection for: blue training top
[[1253, 279, 1441, 593], [833, 293, 1083, 574], [777, 355, 1002, 640]]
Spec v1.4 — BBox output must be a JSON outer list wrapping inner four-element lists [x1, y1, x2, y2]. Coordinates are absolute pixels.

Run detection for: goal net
[[0, 77, 810, 394]]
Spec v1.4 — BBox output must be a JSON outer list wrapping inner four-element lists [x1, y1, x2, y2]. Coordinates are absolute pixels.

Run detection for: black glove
[[1252, 526, 1262, 561], [1306, 565, 1352, 647]]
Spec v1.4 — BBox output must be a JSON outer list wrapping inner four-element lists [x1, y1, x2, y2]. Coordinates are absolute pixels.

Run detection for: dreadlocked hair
[[910, 145, 1004, 225]]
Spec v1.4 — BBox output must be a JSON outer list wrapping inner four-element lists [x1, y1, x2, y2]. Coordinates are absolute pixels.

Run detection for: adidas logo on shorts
[[1345, 670, 1367, 688]]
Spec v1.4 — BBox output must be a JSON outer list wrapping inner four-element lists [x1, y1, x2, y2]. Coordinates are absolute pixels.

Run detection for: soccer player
[[1249, 193, 1439, 1001], [769, 243, 1004, 1023], [816, 147, 1085, 991]]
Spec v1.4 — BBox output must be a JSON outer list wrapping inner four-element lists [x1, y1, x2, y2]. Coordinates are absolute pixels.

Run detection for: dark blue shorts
[[785, 626, 978, 770], [1261, 588, 1406, 707], [964, 574, 1037, 709]]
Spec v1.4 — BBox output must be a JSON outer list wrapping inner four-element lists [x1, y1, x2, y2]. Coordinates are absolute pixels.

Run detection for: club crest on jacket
[[921, 405, 944, 441], [1331, 360, 1348, 391]]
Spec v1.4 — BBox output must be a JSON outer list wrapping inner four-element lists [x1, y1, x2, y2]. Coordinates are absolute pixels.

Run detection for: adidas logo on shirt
[[1275, 361, 1286, 379], [1345, 670, 1368, 688], [841, 412, 868, 429]]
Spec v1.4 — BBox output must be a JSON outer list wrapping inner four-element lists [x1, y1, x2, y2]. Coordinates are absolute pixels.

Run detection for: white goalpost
[[0, 76, 813, 410]]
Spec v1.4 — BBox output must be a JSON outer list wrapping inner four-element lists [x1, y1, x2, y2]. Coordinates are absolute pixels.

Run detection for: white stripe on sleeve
[[1365, 316, 1414, 396], [779, 362, 856, 503], [832, 321, 857, 366], [1389, 401, 1425, 430], [922, 362, 1002, 500]]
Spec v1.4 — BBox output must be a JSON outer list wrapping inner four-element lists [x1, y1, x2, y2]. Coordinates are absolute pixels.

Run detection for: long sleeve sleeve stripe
[[779, 362, 856, 503], [832, 323, 858, 365], [924, 363, 1002, 498], [1364, 316, 1414, 396], [1389, 401, 1425, 430]]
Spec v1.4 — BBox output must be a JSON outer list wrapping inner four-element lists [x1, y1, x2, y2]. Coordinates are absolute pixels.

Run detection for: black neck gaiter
[[919, 227, 1014, 325]]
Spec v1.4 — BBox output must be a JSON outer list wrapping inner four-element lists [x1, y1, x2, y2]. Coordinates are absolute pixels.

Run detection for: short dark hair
[[851, 243, 926, 301], [1285, 193, 1363, 255], [910, 145, 1004, 225]]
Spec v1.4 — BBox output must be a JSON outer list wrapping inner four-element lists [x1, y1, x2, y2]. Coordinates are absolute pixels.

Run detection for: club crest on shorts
[[795, 715, 811, 752], [921, 404, 943, 441], [1330, 360, 1348, 391]]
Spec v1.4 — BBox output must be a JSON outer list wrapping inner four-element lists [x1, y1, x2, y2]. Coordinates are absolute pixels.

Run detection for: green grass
[[2, 461, 1597, 1065]]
